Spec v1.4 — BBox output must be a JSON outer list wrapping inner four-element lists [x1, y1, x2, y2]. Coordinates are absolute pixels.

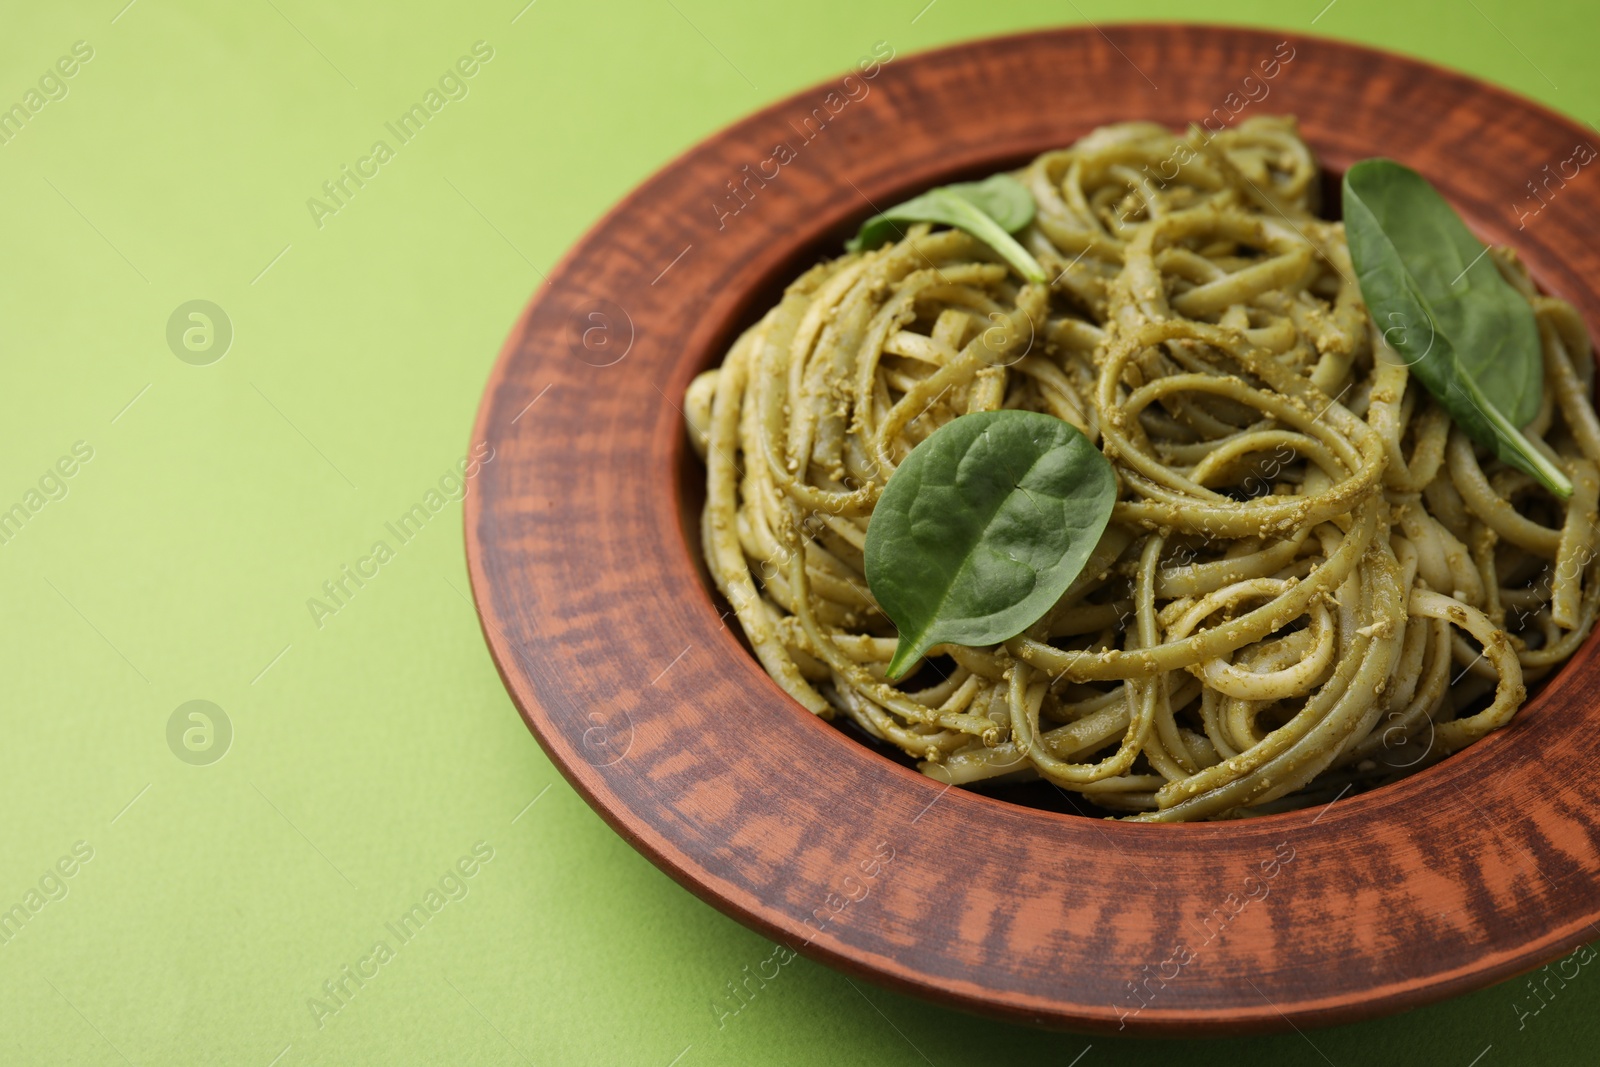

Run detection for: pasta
[[682, 116, 1600, 821]]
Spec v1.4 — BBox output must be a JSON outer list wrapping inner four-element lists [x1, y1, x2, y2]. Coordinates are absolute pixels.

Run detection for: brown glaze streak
[[464, 25, 1600, 1034]]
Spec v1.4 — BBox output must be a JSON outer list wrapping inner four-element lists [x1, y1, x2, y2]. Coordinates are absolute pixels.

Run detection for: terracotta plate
[[465, 25, 1600, 1034]]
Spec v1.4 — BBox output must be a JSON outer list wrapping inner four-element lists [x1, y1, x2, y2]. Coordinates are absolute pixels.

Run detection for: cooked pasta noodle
[[683, 116, 1600, 820]]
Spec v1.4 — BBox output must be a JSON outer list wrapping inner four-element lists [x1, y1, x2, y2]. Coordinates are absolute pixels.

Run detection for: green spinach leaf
[[864, 410, 1117, 679], [847, 174, 1047, 284], [1343, 159, 1570, 498]]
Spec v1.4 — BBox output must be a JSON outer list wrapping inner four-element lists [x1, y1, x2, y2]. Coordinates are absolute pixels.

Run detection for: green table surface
[[2, 0, 1596, 1063]]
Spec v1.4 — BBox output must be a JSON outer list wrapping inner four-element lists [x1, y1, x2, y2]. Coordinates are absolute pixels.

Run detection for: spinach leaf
[[864, 410, 1117, 679], [847, 174, 1047, 284], [1343, 159, 1571, 498], [950, 174, 1037, 231]]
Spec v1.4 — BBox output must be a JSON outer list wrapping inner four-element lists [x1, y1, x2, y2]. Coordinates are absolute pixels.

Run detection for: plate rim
[[465, 22, 1600, 1034]]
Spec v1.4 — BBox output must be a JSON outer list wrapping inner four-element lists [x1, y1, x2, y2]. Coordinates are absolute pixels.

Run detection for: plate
[[465, 24, 1600, 1034]]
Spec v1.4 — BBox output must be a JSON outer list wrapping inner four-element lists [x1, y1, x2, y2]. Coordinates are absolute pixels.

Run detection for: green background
[[1, 0, 1595, 1063]]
